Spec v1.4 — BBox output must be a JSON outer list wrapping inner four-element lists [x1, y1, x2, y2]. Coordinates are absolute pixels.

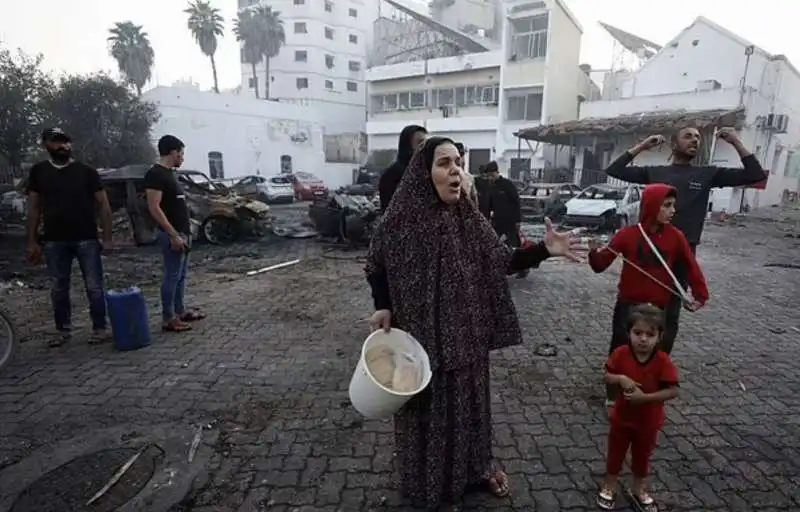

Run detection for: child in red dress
[[597, 304, 678, 511]]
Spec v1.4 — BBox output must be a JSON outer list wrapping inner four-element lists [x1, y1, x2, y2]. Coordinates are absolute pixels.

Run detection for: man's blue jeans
[[43, 239, 107, 332], [157, 230, 190, 322]]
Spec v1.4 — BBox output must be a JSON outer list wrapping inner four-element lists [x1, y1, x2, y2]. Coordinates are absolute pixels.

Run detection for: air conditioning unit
[[776, 114, 790, 133], [764, 113, 789, 132]]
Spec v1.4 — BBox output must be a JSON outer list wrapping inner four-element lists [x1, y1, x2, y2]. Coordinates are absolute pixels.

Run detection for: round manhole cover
[[10, 446, 158, 512]]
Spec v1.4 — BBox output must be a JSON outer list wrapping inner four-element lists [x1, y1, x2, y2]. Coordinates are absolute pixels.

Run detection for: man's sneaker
[[605, 399, 615, 407], [88, 328, 110, 345]]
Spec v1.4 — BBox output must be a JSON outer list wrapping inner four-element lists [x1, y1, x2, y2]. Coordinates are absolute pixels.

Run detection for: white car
[[232, 175, 295, 204], [562, 183, 642, 231]]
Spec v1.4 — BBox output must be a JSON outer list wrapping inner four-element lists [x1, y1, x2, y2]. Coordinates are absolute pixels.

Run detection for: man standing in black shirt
[[26, 128, 114, 347], [144, 135, 205, 332], [603, 126, 765, 352], [476, 161, 526, 277]]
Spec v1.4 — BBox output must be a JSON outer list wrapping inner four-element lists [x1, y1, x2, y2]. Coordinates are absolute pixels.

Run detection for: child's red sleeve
[[659, 354, 679, 388], [680, 232, 709, 304], [589, 230, 626, 273], [605, 346, 625, 374]]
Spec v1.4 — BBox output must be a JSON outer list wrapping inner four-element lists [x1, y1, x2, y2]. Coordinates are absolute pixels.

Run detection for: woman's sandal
[[596, 488, 616, 510], [180, 310, 206, 322], [162, 320, 192, 332], [484, 471, 510, 498]]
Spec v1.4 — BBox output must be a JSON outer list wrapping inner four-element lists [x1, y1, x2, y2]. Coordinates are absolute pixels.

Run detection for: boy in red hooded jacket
[[588, 183, 709, 402]]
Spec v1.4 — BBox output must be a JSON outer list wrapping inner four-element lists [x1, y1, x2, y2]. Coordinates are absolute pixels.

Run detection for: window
[[784, 151, 795, 177], [294, 22, 307, 34], [293, 0, 304, 4], [325, 54, 335, 68], [270, 176, 292, 184], [325, 80, 334, 89], [296, 77, 309, 89], [349, 7, 357, 17], [510, 14, 548, 60], [348, 60, 361, 72], [506, 88, 543, 121], [248, 77, 256, 88], [349, 34, 358, 44], [294, 50, 307, 62], [325, 0, 332, 11], [437, 88, 454, 106], [346, 81, 358, 92], [410, 91, 425, 108], [208, 152, 224, 179], [325, 27, 334, 39]]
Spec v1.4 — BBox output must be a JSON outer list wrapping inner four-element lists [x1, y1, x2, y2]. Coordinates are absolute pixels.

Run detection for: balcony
[[580, 87, 742, 120]]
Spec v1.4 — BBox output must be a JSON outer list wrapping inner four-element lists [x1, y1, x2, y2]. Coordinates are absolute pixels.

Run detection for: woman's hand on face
[[543, 217, 584, 262], [369, 309, 392, 332]]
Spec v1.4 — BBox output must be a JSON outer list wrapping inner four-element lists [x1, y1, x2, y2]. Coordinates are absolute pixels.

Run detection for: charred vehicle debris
[[307, 184, 380, 248], [99, 166, 272, 245]]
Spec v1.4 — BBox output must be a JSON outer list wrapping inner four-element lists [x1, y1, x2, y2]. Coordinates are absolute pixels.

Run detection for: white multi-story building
[[365, 0, 597, 173], [237, 0, 378, 135], [519, 16, 800, 212]]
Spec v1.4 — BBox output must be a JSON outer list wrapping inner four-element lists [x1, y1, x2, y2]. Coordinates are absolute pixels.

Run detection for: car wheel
[[257, 192, 270, 204], [201, 215, 240, 245]]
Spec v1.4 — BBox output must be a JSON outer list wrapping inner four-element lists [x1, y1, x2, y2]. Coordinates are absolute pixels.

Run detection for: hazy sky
[[2, 0, 798, 91]]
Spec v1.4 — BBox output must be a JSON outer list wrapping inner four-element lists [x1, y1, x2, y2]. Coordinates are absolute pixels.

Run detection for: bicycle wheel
[[0, 309, 18, 373]]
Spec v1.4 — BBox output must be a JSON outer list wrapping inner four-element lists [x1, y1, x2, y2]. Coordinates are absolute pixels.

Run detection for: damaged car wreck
[[99, 166, 273, 245]]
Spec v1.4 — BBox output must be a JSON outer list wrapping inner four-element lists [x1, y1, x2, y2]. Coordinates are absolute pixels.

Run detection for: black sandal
[[625, 488, 658, 512], [180, 310, 206, 322], [596, 488, 616, 510]]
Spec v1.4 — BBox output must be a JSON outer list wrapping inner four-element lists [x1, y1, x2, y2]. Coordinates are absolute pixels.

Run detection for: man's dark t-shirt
[[143, 165, 191, 234], [27, 161, 102, 242], [604, 153, 765, 245]]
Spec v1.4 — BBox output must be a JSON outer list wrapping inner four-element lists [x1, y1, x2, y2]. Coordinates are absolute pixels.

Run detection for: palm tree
[[107, 21, 155, 96], [185, 0, 225, 93], [252, 5, 285, 100], [234, 5, 285, 100], [233, 7, 263, 99]]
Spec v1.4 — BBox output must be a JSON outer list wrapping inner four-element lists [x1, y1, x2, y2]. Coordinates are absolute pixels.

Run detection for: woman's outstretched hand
[[543, 217, 583, 262]]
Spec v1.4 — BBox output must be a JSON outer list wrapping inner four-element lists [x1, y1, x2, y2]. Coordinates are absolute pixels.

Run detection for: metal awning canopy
[[515, 107, 746, 146]]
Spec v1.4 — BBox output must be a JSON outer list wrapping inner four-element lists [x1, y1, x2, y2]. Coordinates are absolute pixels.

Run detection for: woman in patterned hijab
[[365, 136, 581, 508]]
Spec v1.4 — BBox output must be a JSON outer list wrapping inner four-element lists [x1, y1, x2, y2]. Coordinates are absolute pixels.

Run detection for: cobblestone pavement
[[1, 206, 799, 511]]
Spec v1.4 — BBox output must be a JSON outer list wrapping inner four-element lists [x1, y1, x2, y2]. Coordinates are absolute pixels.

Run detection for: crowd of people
[[23, 120, 765, 510], [370, 124, 764, 510], [26, 130, 205, 347]]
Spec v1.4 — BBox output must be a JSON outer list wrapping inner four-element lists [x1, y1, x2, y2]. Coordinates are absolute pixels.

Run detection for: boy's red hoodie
[[588, 183, 709, 309]]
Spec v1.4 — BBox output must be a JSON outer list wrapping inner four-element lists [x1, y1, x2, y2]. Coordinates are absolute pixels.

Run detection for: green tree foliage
[[185, 0, 225, 93], [107, 21, 155, 96], [0, 48, 53, 176], [43, 74, 160, 168]]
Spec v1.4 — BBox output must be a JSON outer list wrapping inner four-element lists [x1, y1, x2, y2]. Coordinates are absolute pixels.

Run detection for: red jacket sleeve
[[658, 353, 679, 388], [588, 229, 627, 273], [678, 231, 709, 304]]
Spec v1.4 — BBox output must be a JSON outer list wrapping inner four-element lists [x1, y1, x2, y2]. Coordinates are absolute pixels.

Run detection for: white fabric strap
[[637, 223, 692, 303]]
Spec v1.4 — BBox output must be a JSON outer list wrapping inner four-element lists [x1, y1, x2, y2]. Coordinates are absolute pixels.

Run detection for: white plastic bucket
[[348, 328, 433, 420]]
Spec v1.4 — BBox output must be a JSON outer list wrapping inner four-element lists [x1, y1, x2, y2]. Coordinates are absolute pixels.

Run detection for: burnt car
[[99, 165, 272, 245], [308, 193, 379, 247], [517, 182, 581, 222]]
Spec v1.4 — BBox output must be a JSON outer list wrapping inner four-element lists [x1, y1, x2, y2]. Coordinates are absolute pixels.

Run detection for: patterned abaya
[[365, 137, 551, 508]]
